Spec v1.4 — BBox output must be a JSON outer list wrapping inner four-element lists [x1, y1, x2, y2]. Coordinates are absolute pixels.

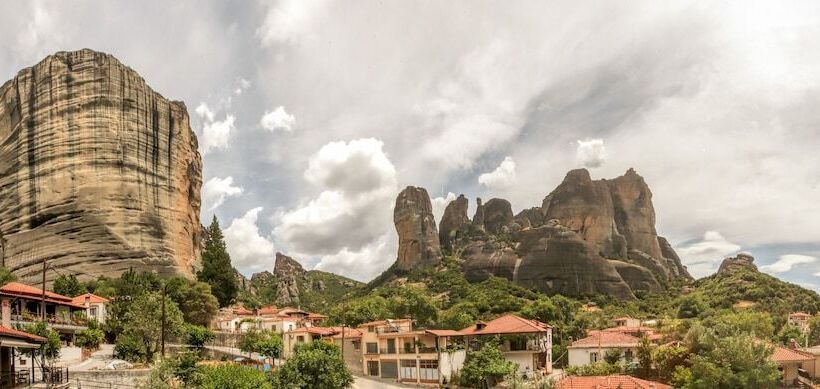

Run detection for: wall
[[568, 346, 636, 367], [439, 350, 466, 381], [504, 352, 535, 373], [71, 369, 151, 387]]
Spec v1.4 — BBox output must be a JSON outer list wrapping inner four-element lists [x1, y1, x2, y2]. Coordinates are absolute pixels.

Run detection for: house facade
[[0, 326, 45, 387], [215, 305, 326, 334], [0, 282, 87, 343], [70, 293, 109, 324], [459, 314, 553, 376], [788, 312, 812, 335], [568, 332, 641, 367]]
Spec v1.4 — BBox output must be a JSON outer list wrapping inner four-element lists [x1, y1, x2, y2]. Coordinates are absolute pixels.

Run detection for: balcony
[[10, 313, 88, 331]]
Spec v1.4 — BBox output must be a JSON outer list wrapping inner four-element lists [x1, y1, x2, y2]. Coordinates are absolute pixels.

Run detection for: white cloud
[[195, 102, 236, 154], [576, 139, 607, 168], [431, 192, 457, 224], [478, 157, 517, 190], [313, 233, 396, 281], [234, 78, 251, 95], [202, 176, 243, 212], [260, 106, 296, 132], [224, 207, 276, 274], [761, 254, 817, 274], [11, 0, 66, 63], [257, 0, 330, 46], [274, 138, 397, 256], [675, 231, 742, 277]]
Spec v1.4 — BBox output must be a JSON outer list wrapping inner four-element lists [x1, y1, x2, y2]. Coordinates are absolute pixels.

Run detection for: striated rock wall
[[0, 49, 202, 283], [393, 186, 441, 271], [438, 194, 469, 251]]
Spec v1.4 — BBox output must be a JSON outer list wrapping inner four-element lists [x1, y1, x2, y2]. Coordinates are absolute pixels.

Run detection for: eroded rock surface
[[0, 49, 202, 283], [718, 253, 757, 274], [439, 194, 470, 251], [273, 253, 305, 305], [393, 186, 441, 271]]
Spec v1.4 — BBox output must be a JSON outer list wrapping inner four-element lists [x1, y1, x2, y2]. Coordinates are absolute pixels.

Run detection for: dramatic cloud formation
[[675, 231, 742, 278], [760, 254, 817, 274], [478, 157, 517, 190], [575, 139, 607, 168], [274, 139, 397, 268], [314, 233, 396, 281], [260, 106, 296, 132], [195, 103, 235, 155], [202, 176, 243, 212], [224, 207, 276, 273], [257, 0, 330, 45]]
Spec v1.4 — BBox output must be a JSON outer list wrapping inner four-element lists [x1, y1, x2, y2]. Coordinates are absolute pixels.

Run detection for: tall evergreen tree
[[197, 216, 238, 307]]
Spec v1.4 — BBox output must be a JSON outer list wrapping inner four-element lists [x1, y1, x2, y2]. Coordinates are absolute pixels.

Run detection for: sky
[[2, 1, 820, 289]]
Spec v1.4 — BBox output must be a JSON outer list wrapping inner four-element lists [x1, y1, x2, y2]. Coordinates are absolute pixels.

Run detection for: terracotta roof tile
[[557, 375, 671, 389], [0, 325, 46, 343], [460, 314, 550, 336], [426, 329, 464, 337], [771, 345, 814, 362], [70, 293, 110, 305], [569, 332, 641, 348], [1, 282, 86, 308]]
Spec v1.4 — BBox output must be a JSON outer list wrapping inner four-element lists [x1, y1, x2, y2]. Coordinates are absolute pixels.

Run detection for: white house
[[71, 293, 110, 324], [567, 332, 640, 367]]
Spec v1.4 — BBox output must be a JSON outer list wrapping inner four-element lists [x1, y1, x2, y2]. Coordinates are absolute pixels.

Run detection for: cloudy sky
[[2, 1, 820, 288]]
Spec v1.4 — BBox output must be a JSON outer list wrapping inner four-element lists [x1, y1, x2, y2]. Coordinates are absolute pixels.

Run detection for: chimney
[[790, 339, 798, 350]]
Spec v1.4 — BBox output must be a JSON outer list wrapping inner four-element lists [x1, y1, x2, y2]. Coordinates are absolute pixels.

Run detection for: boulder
[[393, 186, 442, 271], [482, 198, 514, 234], [607, 168, 664, 260]]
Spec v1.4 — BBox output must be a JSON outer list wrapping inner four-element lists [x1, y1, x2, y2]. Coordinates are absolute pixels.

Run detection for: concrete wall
[[71, 369, 151, 387], [568, 346, 636, 367], [439, 350, 466, 381], [504, 352, 535, 374]]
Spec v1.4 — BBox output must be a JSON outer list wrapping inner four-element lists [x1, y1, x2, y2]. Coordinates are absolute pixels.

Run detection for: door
[[381, 360, 398, 378], [367, 361, 379, 376], [386, 339, 396, 354]]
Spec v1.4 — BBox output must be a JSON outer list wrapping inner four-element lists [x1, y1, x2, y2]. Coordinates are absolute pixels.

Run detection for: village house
[[70, 293, 110, 325], [612, 317, 641, 328], [460, 314, 553, 376], [0, 282, 87, 344], [281, 326, 364, 373], [771, 341, 815, 387], [359, 318, 466, 385], [556, 375, 671, 389], [788, 312, 812, 335], [215, 305, 326, 334], [0, 325, 46, 387], [568, 332, 641, 367]]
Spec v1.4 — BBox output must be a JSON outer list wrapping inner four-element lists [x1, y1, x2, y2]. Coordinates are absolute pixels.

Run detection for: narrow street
[[352, 375, 412, 389]]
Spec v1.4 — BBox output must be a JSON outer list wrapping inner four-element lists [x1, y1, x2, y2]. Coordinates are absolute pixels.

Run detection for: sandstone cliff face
[[438, 194, 469, 251], [482, 198, 514, 234], [273, 253, 305, 305], [0, 49, 202, 283], [393, 186, 441, 271]]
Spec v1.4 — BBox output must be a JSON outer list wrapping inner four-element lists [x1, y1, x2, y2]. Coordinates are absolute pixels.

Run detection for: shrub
[[460, 340, 517, 388], [75, 328, 105, 350], [199, 363, 271, 389]]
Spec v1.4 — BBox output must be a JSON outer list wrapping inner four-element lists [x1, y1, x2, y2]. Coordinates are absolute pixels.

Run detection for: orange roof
[[0, 325, 46, 343], [307, 313, 328, 319], [0, 282, 85, 308], [771, 345, 814, 363], [426, 329, 464, 337], [460, 314, 550, 336], [330, 328, 363, 339], [557, 375, 671, 389], [359, 318, 412, 327], [257, 306, 280, 315], [71, 293, 110, 305], [599, 326, 655, 333], [790, 312, 812, 318], [289, 327, 338, 336], [569, 332, 641, 348], [613, 317, 635, 321]]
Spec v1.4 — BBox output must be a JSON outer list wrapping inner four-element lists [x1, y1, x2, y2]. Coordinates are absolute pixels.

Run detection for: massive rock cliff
[[0, 49, 202, 283], [393, 186, 441, 271], [272, 253, 305, 305], [390, 168, 691, 299]]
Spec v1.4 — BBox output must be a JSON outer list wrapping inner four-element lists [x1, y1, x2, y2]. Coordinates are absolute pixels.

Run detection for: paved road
[[352, 375, 409, 389]]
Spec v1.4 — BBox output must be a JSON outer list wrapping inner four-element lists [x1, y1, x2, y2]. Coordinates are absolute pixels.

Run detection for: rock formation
[[393, 186, 441, 271], [273, 253, 305, 305], [0, 49, 202, 283], [717, 253, 756, 274], [395, 168, 692, 299]]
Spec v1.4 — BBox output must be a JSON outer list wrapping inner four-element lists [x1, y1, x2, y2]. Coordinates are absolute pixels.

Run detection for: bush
[[565, 361, 622, 376], [24, 321, 61, 362], [199, 363, 271, 389], [75, 328, 105, 350], [274, 341, 353, 388], [460, 340, 517, 388]]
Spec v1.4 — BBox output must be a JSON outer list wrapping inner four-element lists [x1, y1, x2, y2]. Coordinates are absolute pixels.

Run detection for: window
[[386, 339, 396, 354], [419, 360, 439, 381], [352, 340, 361, 350], [296, 336, 305, 343], [400, 360, 416, 379], [366, 342, 378, 354], [368, 326, 375, 333], [624, 350, 634, 362], [509, 337, 527, 351], [89, 308, 98, 318], [404, 342, 414, 353], [590, 352, 599, 363]]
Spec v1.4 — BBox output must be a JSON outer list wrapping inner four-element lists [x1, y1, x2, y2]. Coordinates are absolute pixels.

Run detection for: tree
[[635, 336, 654, 379], [239, 329, 282, 359], [115, 292, 184, 363], [653, 344, 689, 382], [330, 295, 391, 327], [520, 297, 560, 324], [75, 328, 105, 350], [274, 341, 353, 388], [460, 340, 518, 388], [706, 310, 774, 339], [24, 321, 61, 362], [604, 348, 623, 365], [778, 324, 804, 346], [53, 274, 86, 297], [104, 270, 163, 340], [673, 333, 779, 388], [0, 266, 16, 286], [386, 287, 438, 327], [564, 361, 621, 376], [677, 295, 708, 319], [199, 363, 272, 389], [166, 277, 220, 326], [197, 216, 239, 307], [439, 302, 478, 329], [183, 324, 215, 350]]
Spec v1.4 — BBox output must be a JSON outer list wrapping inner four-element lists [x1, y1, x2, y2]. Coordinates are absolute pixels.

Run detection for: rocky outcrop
[[439, 194, 470, 251], [471, 198, 486, 232], [607, 168, 664, 260], [393, 186, 441, 271], [0, 49, 202, 283], [482, 198, 514, 234], [718, 253, 756, 274], [658, 236, 690, 278], [273, 253, 305, 305]]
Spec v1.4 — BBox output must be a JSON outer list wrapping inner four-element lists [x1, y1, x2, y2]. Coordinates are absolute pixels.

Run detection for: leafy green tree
[[53, 274, 85, 297], [777, 324, 804, 345], [330, 295, 391, 327], [808, 316, 820, 345], [24, 321, 61, 362], [706, 310, 774, 339], [183, 324, 215, 350], [520, 297, 560, 324], [652, 344, 689, 382], [460, 340, 518, 388], [439, 302, 478, 329], [677, 295, 709, 319], [166, 277, 220, 326], [673, 333, 779, 388], [274, 341, 353, 388], [564, 361, 621, 376], [197, 216, 239, 307], [104, 270, 163, 339], [604, 348, 623, 365], [239, 329, 282, 359], [75, 328, 105, 350], [635, 336, 654, 378], [0, 266, 17, 286], [115, 292, 184, 362], [200, 363, 272, 389], [385, 286, 438, 327]]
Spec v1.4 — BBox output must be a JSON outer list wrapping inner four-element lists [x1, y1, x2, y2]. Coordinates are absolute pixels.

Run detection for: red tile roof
[[358, 318, 412, 327], [289, 327, 338, 336], [557, 375, 671, 389], [569, 332, 641, 348], [460, 314, 550, 336], [0, 325, 46, 343], [789, 312, 812, 318], [771, 345, 814, 363], [330, 328, 363, 339], [71, 293, 110, 305], [426, 329, 464, 337], [0, 282, 86, 308]]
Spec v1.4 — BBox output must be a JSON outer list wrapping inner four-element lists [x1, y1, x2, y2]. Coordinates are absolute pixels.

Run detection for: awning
[[0, 338, 41, 349]]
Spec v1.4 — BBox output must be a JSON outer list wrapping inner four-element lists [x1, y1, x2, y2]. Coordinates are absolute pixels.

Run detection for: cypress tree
[[197, 216, 239, 307]]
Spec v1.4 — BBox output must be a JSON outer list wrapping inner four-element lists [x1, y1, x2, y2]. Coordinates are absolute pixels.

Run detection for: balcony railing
[[11, 313, 88, 330]]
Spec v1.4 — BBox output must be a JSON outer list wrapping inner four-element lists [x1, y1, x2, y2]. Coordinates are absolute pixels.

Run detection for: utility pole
[[340, 325, 345, 358], [41, 256, 46, 321], [161, 283, 167, 358]]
